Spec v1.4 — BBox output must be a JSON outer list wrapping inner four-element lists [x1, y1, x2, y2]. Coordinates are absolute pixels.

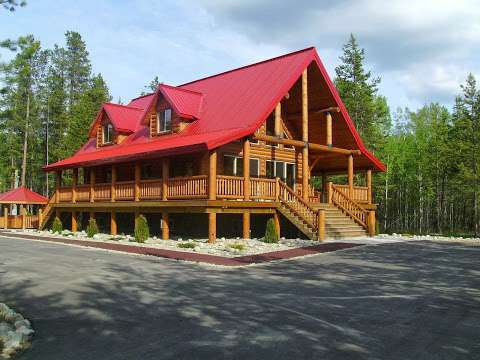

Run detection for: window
[[103, 123, 114, 144], [223, 155, 259, 177], [157, 108, 172, 133], [265, 113, 279, 147], [266, 160, 295, 188]]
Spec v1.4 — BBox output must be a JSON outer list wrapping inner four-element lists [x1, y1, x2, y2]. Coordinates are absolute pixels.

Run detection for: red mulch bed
[[0, 231, 363, 266]]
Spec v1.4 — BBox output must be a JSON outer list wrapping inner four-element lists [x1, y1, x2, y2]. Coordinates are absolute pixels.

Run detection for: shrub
[[228, 243, 245, 251], [134, 215, 150, 243], [52, 217, 63, 233], [178, 242, 196, 249], [86, 218, 99, 238], [264, 218, 279, 243]]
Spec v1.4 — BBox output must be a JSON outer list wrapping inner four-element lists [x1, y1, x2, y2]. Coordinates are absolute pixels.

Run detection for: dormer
[[148, 84, 204, 137], [88, 102, 144, 148]]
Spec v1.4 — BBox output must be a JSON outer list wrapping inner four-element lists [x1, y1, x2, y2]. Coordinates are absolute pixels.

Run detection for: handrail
[[333, 184, 369, 203], [330, 184, 368, 228], [278, 180, 317, 230]]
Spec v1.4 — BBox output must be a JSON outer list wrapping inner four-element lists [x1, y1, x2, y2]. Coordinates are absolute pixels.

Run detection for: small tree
[[264, 218, 279, 243], [86, 218, 99, 238], [135, 215, 150, 243], [52, 217, 63, 233]]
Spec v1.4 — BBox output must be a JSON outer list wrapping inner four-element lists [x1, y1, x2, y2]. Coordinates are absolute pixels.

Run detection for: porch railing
[[167, 175, 208, 199], [217, 175, 244, 199], [331, 184, 369, 203]]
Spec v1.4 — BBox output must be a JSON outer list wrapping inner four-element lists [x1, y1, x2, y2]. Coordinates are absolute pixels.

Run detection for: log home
[[42, 47, 385, 241]]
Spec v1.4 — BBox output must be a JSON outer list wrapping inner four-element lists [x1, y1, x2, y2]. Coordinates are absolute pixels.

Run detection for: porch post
[[55, 170, 62, 204], [273, 211, 281, 238], [326, 112, 332, 147], [243, 138, 250, 201], [368, 211, 376, 236], [162, 158, 169, 200], [21, 206, 26, 230], [302, 68, 309, 201], [111, 211, 117, 235], [161, 211, 169, 240], [111, 165, 117, 202], [208, 212, 216, 243], [3, 207, 7, 229], [242, 212, 250, 239], [71, 210, 78, 232], [348, 154, 354, 198], [274, 102, 282, 137], [134, 162, 141, 202], [209, 150, 217, 200], [72, 168, 78, 203], [38, 208, 42, 230], [366, 169, 372, 204], [89, 168, 95, 203], [317, 209, 325, 241]]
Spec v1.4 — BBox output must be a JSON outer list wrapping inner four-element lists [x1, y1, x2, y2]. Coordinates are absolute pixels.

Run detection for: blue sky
[[1, 0, 479, 111]]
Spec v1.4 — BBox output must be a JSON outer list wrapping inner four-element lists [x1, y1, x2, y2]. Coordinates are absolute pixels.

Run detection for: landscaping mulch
[[0, 231, 363, 266]]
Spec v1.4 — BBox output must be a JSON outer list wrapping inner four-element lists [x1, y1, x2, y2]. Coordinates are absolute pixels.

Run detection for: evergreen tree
[[141, 76, 160, 95]]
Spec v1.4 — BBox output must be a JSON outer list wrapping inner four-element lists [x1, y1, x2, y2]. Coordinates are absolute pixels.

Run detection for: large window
[[223, 155, 259, 177], [266, 160, 295, 188], [265, 113, 278, 147], [103, 123, 114, 144], [157, 108, 172, 133]]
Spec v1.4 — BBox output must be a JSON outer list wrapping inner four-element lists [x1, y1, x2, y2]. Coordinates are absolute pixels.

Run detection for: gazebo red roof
[[0, 186, 48, 205]]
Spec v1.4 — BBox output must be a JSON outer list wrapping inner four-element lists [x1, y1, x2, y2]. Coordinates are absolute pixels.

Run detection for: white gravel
[[0, 303, 34, 359]]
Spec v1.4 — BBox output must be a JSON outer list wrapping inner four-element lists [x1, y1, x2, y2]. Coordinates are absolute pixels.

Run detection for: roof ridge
[[104, 102, 144, 111], [129, 92, 155, 101], [179, 46, 315, 87], [159, 84, 203, 96]]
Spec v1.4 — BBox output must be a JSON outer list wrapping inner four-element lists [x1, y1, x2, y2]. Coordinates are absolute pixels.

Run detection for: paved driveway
[[1, 237, 479, 359]]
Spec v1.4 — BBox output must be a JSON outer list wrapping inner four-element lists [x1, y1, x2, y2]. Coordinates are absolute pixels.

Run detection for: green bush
[[134, 215, 150, 243], [177, 242, 195, 249], [52, 217, 63, 233], [86, 218, 99, 238], [264, 218, 279, 243], [228, 243, 245, 251]]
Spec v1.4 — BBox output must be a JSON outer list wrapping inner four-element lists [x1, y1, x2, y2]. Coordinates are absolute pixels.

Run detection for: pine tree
[[141, 76, 160, 95]]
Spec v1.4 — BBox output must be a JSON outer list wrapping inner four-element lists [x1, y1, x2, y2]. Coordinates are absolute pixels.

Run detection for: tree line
[[1, 29, 479, 236]]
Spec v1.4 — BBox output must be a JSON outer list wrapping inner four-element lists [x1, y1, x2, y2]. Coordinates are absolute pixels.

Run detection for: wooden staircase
[[39, 195, 55, 230], [277, 180, 371, 240]]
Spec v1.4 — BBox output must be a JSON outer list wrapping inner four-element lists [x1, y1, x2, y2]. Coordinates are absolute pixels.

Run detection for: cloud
[[192, 0, 480, 108]]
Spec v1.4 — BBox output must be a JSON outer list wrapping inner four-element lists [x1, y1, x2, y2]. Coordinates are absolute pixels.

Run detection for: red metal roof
[[45, 47, 386, 172], [0, 186, 48, 204]]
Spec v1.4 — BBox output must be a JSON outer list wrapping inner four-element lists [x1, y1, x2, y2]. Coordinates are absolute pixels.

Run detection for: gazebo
[[0, 186, 48, 229]]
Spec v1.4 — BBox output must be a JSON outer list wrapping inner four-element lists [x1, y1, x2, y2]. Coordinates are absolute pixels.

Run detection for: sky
[[1, 0, 479, 111]]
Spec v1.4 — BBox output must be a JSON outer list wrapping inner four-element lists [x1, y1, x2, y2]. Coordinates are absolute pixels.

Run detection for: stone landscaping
[[0, 304, 34, 359], [11, 229, 325, 258]]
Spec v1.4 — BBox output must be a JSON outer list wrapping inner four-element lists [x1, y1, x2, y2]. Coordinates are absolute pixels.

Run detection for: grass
[[228, 243, 245, 251], [177, 242, 196, 249]]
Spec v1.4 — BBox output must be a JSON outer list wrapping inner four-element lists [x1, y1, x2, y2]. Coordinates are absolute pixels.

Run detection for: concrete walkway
[[1, 236, 479, 359]]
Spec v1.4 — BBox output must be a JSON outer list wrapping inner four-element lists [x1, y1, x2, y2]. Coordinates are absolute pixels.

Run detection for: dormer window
[[103, 123, 114, 144], [157, 108, 172, 133]]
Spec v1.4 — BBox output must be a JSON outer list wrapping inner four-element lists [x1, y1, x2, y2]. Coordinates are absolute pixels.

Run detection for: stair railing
[[277, 179, 318, 230], [328, 182, 368, 229], [39, 193, 56, 229]]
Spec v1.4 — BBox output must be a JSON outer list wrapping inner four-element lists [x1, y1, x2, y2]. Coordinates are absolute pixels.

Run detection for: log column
[[208, 150, 217, 200], [301, 69, 309, 201], [134, 162, 141, 202], [71, 211, 78, 232], [3, 207, 7, 229], [111, 211, 117, 235], [55, 170, 62, 204], [317, 209, 325, 241], [89, 168, 95, 203], [208, 212, 216, 243], [368, 211, 376, 236], [326, 111, 332, 147], [161, 211, 169, 240], [111, 165, 117, 202], [321, 173, 328, 203], [274, 102, 282, 137], [72, 168, 78, 203], [273, 211, 281, 238], [348, 154, 354, 198], [243, 138, 250, 201], [366, 169, 372, 204], [38, 209, 42, 230], [162, 158, 169, 201], [21, 207, 26, 230], [242, 212, 250, 239]]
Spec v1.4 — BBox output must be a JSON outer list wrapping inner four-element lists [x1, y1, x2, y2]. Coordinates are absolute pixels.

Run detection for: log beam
[[274, 102, 282, 137], [253, 134, 361, 156], [326, 112, 332, 147]]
